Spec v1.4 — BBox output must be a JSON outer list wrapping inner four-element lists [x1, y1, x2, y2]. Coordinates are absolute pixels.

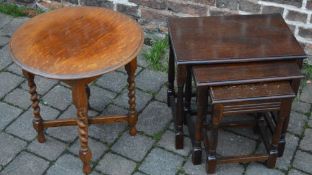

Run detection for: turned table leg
[[176, 65, 187, 149], [72, 82, 92, 174], [267, 100, 291, 168], [167, 37, 175, 107], [278, 78, 300, 157], [22, 70, 46, 143], [184, 66, 192, 114], [125, 57, 138, 136], [207, 104, 223, 174], [192, 86, 208, 164]]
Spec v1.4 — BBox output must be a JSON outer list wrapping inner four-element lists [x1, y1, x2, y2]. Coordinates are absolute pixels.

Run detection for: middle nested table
[[167, 14, 307, 165]]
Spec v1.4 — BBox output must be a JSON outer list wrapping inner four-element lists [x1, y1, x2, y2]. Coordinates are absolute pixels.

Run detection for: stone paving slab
[[6, 105, 60, 141], [0, 13, 312, 175], [27, 136, 68, 161], [113, 88, 153, 112], [0, 132, 27, 167], [21, 75, 59, 95], [155, 84, 167, 103], [217, 130, 257, 157], [5, 63, 23, 76], [300, 128, 312, 152], [287, 111, 308, 136], [293, 150, 312, 174], [95, 71, 128, 93], [137, 101, 172, 136], [292, 100, 311, 114], [309, 119, 312, 128], [289, 169, 309, 175], [69, 138, 108, 162], [0, 101, 22, 130], [46, 153, 92, 175], [1, 151, 50, 175], [136, 69, 166, 93], [96, 153, 137, 175], [111, 132, 155, 162], [301, 84, 312, 104], [4, 88, 31, 109], [245, 163, 284, 175], [139, 148, 184, 175], [0, 71, 24, 98], [0, 35, 9, 47], [0, 17, 28, 36], [0, 46, 12, 70], [0, 13, 12, 28], [157, 130, 192, 157], [88, 85, 117, 112], [42, 85, 72, 110]]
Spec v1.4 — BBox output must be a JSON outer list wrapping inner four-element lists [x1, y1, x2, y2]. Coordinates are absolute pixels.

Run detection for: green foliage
[[152, 131, 163, 141], [176, 166, 187, 174], [143, 36, 169, 72], [0, 3, 43, 17], [304, 63, 312, 80]]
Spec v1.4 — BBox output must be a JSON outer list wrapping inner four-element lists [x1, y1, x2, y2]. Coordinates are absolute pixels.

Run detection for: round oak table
[[10, 7, 143, 174]]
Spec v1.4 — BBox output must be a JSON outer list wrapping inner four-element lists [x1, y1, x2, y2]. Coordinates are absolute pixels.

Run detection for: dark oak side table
[[196, 80, 296, 173], [10, 7, 143, 174], [167, 14, 306, 164]]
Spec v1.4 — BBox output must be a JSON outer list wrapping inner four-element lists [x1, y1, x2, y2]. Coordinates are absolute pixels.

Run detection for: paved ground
[[1, 13, 312, 175]]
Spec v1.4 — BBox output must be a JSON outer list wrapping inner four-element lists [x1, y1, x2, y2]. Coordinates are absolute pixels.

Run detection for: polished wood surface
[[168, 14, 306, 64], [210, 82, 295, 104], [193, 61, 303, 86], [10, 7, 144, 80]]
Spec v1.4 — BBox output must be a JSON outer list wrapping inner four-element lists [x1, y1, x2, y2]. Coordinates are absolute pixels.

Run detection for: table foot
[[167, 89, 174, 107], [267, 147, 278, 168], [33, 121, 46, 143], [278, 135, 286, 157], [206, 154, 217, 174], [80, 150, 92, 174], [175, 133, 184, 149], [192, 147, 202, 165]]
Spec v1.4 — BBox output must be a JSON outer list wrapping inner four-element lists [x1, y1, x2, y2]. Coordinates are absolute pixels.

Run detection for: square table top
[[168, 14, 306, 65]]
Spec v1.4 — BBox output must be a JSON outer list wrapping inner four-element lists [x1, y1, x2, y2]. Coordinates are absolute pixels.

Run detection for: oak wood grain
[[10, 7, 144, 80], [168, 14, 306, 64], [193, 60, 303, 86], [210, 82, 295, 104]]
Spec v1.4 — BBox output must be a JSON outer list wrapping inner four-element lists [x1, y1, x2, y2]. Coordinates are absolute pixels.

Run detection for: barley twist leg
[[125, 58, 138, 136], [22, 70, 45, 143], [72, 82, 92, 174]]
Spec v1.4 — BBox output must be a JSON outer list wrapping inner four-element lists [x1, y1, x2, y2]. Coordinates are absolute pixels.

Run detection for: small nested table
[[167, 14, 307, 166], [10, 7, 143, 174], [206, 82, 295, 173]]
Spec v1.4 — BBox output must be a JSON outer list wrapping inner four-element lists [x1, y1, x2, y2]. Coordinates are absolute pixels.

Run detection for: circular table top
[[10, 7, 144, 80]]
